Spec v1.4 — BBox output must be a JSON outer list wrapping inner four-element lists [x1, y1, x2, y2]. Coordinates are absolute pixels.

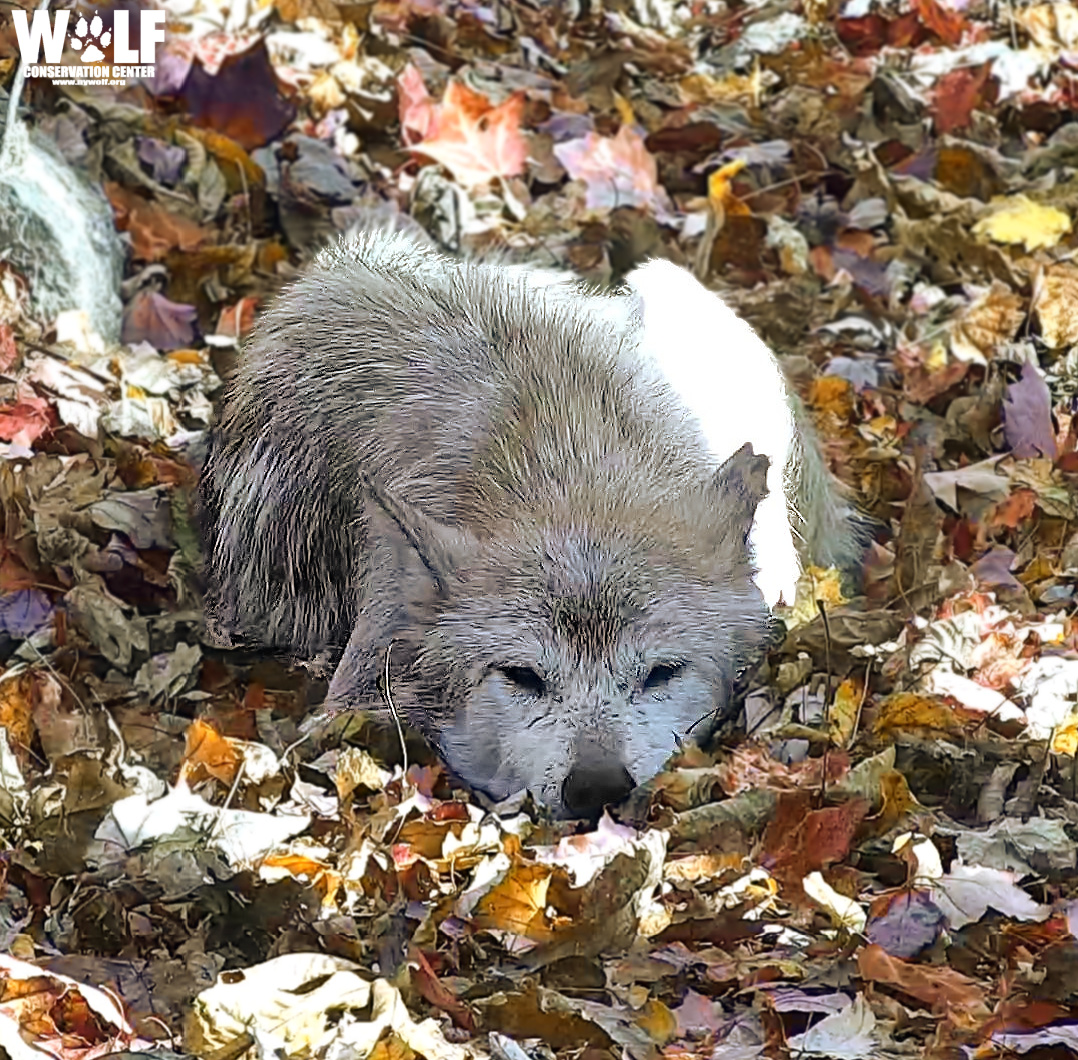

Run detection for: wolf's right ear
[[361, 474, 478, 595], [711, 443, 770, 545], [319, 479, 479, 720]]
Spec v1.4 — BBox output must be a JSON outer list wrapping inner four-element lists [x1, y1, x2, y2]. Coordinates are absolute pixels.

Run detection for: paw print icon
[[69, 14, 111, 62]]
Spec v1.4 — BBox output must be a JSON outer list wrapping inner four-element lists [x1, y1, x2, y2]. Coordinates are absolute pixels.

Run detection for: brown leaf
[[1037, 263, 1078, 349], [760, 793, 869, 892], [179, 38, 295, 151], [409, 948, 475, 1031], [857, 943, 989, 1018], [0, 323, 17, 372], [932, 63, 994, 135], [105, 182, 209, 262]]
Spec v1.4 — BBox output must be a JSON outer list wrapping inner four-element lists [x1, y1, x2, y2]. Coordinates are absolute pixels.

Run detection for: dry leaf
[[973, 196, 1072, 252]]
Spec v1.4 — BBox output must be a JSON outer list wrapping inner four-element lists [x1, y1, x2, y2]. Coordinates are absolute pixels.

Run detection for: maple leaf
[[407, 80, 528, 189], [554, 125, 674, 218], [472, 861, 560, 942]]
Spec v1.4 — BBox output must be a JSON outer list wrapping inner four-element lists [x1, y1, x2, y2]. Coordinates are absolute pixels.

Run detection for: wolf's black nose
[[561, 742, 635, 819]]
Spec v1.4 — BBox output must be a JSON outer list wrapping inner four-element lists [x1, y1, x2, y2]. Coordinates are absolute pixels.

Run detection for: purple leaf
[[0, 589, 54, 638], [1003, 362, 1057, 459], [971, 547, 1022, 590], [137, 136, 187, 185], [866, 889, 944, 958], [122, 289, 198, 351]]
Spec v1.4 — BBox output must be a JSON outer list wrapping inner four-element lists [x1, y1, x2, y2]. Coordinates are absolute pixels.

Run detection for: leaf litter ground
[[2, 0, 1078, 1057]]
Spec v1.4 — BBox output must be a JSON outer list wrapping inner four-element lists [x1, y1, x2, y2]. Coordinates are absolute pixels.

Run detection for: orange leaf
[[181, 718, 243, 785], [991, 487, 1038, 530], [472, 862, 560, 942], [105, 182, 209, 262], [216, 296, 260, 338], [913, 0, 966, 44], [408, 80, 528, 188], [707, 158, 750, 217]]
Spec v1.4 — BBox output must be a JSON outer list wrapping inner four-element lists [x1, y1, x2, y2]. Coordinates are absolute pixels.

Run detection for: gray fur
[[198, 225, 774, 817]]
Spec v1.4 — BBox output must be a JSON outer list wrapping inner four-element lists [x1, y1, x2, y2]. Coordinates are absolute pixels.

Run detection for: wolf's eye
[[500, 666, 546, 697], [643, 663, 682, 693]]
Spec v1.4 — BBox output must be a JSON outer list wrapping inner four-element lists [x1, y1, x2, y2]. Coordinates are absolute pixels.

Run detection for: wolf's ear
[[711, 443, 770, 545], [361, 474, 478, 595], [321, 478, 480, 717]]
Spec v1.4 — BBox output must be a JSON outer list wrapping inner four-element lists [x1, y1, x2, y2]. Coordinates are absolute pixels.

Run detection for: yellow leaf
[[707, 158, 749, 216], [863, 770, 920, 835], [973, 195, 1072, 251], [636, 999, 678, 1045], [803, 871, 867, 932], [829, 676, 863, 748], [1037, 263, 1078, 348], [612, 92, 636, 128], [781, 565, 850, 630], [873, 692, 967, 738], [1052, 718, 1078, 756]]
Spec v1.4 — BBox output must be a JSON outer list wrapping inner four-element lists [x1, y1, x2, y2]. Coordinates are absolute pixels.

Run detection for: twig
[[849, 657, 872, 747], [2, 0, 51, 164], [383, 641, 408, 777], [208, 756, 246, 842], [817, 595, 833, 804]]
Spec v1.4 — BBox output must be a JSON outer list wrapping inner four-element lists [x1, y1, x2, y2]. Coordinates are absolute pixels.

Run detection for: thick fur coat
[[198, 224, 857, 816]]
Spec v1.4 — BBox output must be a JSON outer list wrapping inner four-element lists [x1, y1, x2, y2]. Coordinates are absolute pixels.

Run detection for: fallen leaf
[[121, 289, 199, 350], [554, 125, 673, 218], [1036, 263, 1078, 348], [931, 862, 1050, 929], [932, 63, 993, 135], [913, 0, 966, 43], [181, 718, 244, 786], [866, 890, 946, 958], [1002, 362, 1057, 459], [106, 182, 209, 262], [409, 80, 528, 189], [472, 861, 559, 943], [857, 943, 989, 1018], [973, 195, 1073, 251]]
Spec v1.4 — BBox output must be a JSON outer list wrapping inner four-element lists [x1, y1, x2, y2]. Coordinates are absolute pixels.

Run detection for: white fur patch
[[623, 260, 801, 607]]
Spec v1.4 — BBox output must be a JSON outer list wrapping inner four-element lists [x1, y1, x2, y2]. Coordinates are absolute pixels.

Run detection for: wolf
[[198, 222, 861, 817]]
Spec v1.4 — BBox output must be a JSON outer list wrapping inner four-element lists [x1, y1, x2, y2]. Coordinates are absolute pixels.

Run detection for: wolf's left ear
[[712, 443, 770, 545]]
